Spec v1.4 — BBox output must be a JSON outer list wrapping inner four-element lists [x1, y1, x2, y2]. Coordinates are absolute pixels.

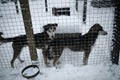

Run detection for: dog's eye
[[50, 27, 56, 31], [99, 28, 103, 31], [53, 27, 56, 30]]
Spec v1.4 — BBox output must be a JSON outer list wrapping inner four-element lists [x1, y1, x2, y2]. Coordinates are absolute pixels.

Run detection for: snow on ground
[[0, 0, 120, 80], [0, 64, 120, 80]]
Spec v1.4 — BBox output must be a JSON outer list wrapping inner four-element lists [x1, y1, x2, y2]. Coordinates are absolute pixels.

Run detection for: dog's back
[[50, 32, 97, 51]]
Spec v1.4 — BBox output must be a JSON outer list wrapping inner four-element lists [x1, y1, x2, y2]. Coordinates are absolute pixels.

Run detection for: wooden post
[[111, 0, 120, 65], [19, 0, 38, 61], [83, 0, 87, 24], [45, 0, 48, 12], [14, 0, 19, 14], [76, 0, 78, 12]]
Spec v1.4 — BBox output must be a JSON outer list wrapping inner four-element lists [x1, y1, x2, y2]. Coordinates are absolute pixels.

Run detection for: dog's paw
[[46, 62, 52, 67], [53, 60, 61, 66], [56, 61, 61, 65], [20, 60, 24, 63], [10, 62, 14, 68], [83, 62, 88, 65]]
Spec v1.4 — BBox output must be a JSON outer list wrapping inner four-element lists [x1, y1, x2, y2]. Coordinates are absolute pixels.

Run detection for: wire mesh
[[0, 0, 119, 70]]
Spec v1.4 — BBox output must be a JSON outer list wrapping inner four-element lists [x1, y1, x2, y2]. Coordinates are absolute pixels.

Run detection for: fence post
[[111, 0, 120, 65], [19, 0, 38, 61], [83, 0, 87, 24], [76, 0, 78, 12], [45, 0, 48, 12]]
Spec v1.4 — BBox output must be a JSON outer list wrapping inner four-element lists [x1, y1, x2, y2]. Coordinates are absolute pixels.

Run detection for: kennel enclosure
[[0, 0, 119, 69]]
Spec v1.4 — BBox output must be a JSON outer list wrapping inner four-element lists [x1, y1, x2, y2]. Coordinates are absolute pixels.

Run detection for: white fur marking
[[47, 27, 56, 39]]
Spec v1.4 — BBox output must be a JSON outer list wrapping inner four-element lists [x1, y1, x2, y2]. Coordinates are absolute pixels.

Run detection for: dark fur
[[46, 23, 107, 66], [0, 23, 58, 68]]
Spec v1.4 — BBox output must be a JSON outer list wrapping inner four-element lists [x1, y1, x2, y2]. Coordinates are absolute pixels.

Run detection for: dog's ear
[[47, 23, 58, 27], [53, 23, 58, 27], [90, 23, 101, 32], [0, 32, 3, 35], [43, 23, 58, 29], [43, 24, 49, 29], [43, 25, 49, 32]]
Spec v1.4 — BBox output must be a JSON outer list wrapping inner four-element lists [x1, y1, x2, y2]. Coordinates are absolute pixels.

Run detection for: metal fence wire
[[0, 0, 119, 69]]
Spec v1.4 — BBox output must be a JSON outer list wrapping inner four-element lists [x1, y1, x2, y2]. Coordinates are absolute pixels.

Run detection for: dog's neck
[[84, 32, 99, 45]]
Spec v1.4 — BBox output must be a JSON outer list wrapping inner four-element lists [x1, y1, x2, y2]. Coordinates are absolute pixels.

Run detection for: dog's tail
[[0, 32, 14, 44]]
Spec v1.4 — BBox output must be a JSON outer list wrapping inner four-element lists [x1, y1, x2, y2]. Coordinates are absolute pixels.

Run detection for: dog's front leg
[[83, 51, 90, 65], [43, 54, 49, 67], [42, 48, 50, 67], [53, 48, 63, 66]]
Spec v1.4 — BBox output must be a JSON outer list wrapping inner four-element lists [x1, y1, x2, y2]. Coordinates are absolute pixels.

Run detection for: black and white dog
[[0, 23, 58, 68]]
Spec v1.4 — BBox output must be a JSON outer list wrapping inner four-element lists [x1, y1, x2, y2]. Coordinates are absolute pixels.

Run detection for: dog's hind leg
[[53, 55, 61, 66], [83, 51, 90, 65], [10, 45, 23, 68], [18, 54, 24, 63]]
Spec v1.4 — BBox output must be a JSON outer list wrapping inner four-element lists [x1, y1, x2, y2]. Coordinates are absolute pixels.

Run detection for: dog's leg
[[10, 45, 23, 68], [42, 48, 50, 67], [53, 48, 63, 66], [43, 54, 49, 67], [10, 49, 20, 68], [53, 55, 61, 66], [83, 51, 90, 65], [18, 54, 24, 63]]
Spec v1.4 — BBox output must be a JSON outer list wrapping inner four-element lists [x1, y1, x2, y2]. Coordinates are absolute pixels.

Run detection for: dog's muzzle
[[51, 35, 55, 39], [99, 30, 107, 35], [49, 36, 54, 40]]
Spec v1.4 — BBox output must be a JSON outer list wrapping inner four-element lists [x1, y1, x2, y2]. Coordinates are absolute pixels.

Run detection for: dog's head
[[43, 23, 58, 39], [90, 23, 107, 35]]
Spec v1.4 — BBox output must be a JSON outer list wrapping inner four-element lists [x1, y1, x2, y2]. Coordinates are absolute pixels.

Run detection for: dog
[[0, 23, 58, 68], [46, 23, 107, 66]]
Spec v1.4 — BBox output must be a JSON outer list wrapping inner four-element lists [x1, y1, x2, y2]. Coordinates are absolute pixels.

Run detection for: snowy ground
[[0, 64, 120, 80], [0, 0, 120, 80]]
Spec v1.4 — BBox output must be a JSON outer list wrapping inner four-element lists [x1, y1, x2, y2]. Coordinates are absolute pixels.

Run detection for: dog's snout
[[104, 31, 107, 35], [99, 30, 107, 35], [49, 35, 55, 40], [52, 35, 55, 38]]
